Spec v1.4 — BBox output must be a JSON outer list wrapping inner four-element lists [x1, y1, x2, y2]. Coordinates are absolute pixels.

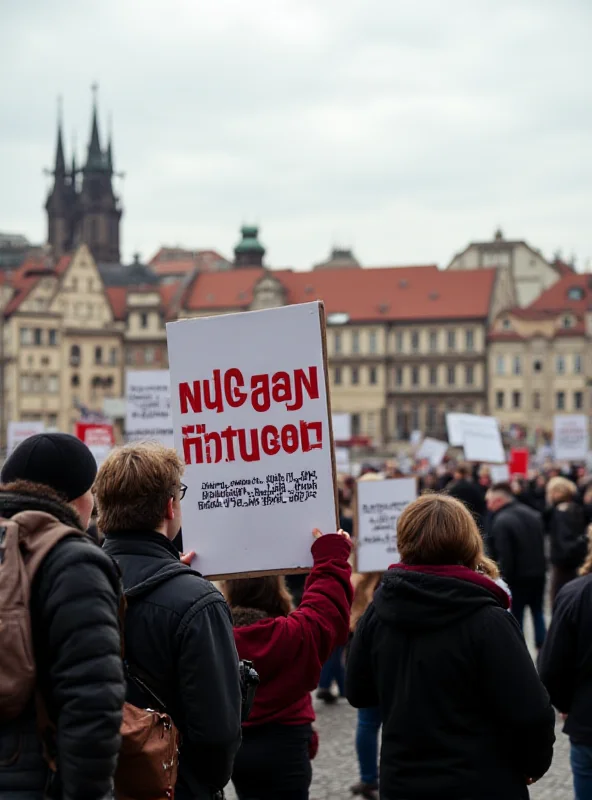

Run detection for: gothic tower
[[76, 86, 122, 263], [45, 100, 77, 257]]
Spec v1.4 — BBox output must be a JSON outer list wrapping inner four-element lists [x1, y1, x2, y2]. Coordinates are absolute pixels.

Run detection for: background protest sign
[[75, 422, 114, 467], [489, 463, 510, 483], [7, 420, 45, 454], [554, 414, 589, 461], [332, 413, 351, 443], [335, 446, 351, 474], [125, 369, 174, 447], [166, 301, 338, 579], [356, 477, 417, 573], [509, 448, 529, 476], [454, 414, 505, 464], [416, 437, 448, 467], [446, 413, 475, 447]]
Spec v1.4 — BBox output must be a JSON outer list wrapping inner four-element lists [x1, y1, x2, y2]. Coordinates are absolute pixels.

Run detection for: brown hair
[[397, 493, 495, 575], [224, 576, 293, 618], [94, 442, 184, 534], [455, 463, 470, 479]]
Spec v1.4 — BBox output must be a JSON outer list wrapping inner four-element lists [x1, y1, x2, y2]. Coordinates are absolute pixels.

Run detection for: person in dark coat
[[546, 476, 588, 604], [445, 463, 487, 531], [0, 434, 125, 800], [346, 493, 555, 800], [486, 482, 547, 648], [539, 541, 592, 800], [97, 442, 243, 800], [225, 529, 352, 800]]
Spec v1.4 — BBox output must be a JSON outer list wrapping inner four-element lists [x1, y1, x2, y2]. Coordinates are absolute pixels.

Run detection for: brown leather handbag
[[114, 575, 182, 800]]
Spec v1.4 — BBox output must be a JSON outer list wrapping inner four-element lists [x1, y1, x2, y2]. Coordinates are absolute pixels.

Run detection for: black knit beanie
[[1, 433, 98, 501]]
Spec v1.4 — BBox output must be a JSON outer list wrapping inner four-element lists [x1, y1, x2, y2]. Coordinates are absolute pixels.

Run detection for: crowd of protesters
[[1, 433, 592, 799]]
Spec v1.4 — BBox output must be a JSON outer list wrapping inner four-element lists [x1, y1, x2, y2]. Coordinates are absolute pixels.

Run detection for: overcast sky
[[1, 0, 591, 269]]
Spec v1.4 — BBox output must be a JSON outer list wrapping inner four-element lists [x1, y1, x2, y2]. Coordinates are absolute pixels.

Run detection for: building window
[[351, 367, 359, 385], [367, 411, 376, 436], [447, 365, 456, 386], [395, 366, 403, 387], [556, 391, 565, 411], [334, 332, 342, 354], [533, 392, 541, 411], [563, 315, 573, 329], [465, 329, 475, 351], [369, 366, 378, 385], [48, 414, 58, 427], [411, 331, 420, 353], [33, 328, 43, 346], [351, 413, 361, 436], [411, 406, 420, 431], [496, 391, 504, 409], [411, 366, 420, 386], [69, 345, 81, 367], [47, 375, 59, 394], [19, 374, 31, 393], [140, 312, 149, 329], [32, 374, 43, 393], [352, 331, 360, 354], [145, 347, 155, 364], [48, 329, 58, 346], [71, 277, 78, 291], [502, 318, 512, 330], [575, 391, 584, 410], [395, 331, 404, 352], [369, 331, 377, 354], [427, 403, 437, 431], [71, 374, 80, 387], [20, 328, 32, 346], [574, 354, 583, 374], [465, 365, 474, 385], [464, 402, 474, 414], [110, 347, 118, 365], [429, 365, 438, 386], [533, 359, 543, 373], [512, 391, 521, 409], [556, 355, 565, 375], [513, 356, 522, 376], [95, 346, 103, 365], [334, 367, 342, 385], [429, 331, 438, 352], [447, 330, 456, 350], [88, 279, 94, 292], [496, 355, 505, 375]]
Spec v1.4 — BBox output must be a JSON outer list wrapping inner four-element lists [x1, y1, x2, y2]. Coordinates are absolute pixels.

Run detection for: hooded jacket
[[489, 501, 546, 584], [345, 566, 555, 800], [0, 482, 124, 800]]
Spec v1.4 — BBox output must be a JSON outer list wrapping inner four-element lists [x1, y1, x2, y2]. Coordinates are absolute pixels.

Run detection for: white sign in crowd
[[7, 421, 45, 455], [553, 414, 589, 462], [446, 413, 505, 464], [167, 301, 337, 578], [356, 477, 417, 573], [125, 370, 174, 447]]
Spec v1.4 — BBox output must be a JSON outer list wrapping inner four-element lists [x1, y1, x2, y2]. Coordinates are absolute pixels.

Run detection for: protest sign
[[125, 369, 174, 447], [332, 413, 351, 443], [446, 413, 475, 446], [356, 477, 417, 573], [75, 422, 114, 467], [459, 415, 505, 464], [554, 414, 589, 461], [335, 446, 351, 474], [166, 301, 338, 578], [509, 448, 529, 476], [416, 437, 448, 467], [489, 463, 510, 483], [7, 420, 45, 454], [409, 430, 423, 447]]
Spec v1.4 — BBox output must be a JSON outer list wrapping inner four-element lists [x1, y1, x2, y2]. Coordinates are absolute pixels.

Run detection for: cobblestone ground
[[227, 611, 573, 799]]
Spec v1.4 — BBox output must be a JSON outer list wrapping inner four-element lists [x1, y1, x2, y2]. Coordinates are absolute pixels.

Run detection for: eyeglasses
[[179, 483, 187, 501]]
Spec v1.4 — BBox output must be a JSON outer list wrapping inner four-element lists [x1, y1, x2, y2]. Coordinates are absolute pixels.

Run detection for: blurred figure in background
[[546, 476, 588, 604], [445, 463, 487, 532]]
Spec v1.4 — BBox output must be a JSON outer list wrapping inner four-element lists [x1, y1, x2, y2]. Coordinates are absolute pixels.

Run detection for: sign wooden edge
[[202, 300, 338, 581], [353, 475, 420, 575]]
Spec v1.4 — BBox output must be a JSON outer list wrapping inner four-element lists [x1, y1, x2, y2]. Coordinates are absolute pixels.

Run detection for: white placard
[[554, 414, 589, 461], [410, 430, 423, 447], [416, 437, 448, 467], [356, 478, 417, 573], [446, 413, 475, 446], [166, 301, 337, 578], [335, 446, 351, 474], [7, 421, 45, 454], [489, 463, 510, 483], [461, 415, 505, 464], [125, 370, 174, 447], [332, 413, 351, 442]]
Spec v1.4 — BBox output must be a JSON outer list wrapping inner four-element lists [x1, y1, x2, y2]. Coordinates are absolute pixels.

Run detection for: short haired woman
[[547, 476, 588, 604], [226, 528, 353, 800], [346, 494, 555, 800]]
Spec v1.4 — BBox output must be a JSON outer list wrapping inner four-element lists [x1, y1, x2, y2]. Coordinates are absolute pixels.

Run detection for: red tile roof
[[182, 264, 497, 321], [552, 259, 576, 277], [106, 287, 128, 321], [529, 273, 592, 313], [55, 254, 73, 275], [150, 248, 229, 276]]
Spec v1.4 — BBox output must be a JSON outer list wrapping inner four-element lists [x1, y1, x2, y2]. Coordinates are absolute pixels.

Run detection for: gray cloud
[[1, 0, 591, 269]]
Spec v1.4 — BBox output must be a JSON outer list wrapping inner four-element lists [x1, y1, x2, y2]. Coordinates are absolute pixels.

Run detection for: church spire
[[86, 82, 103, 170], [54, 95, 66, 176]]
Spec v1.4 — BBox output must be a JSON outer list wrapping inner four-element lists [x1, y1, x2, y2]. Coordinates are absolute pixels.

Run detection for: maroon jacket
[[233, 534, 353, 728]]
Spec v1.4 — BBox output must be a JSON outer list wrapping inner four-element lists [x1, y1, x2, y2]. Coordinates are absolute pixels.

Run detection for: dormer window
[[502, 318, 512, 330], [562, 315, 574, 329], [568, 287, 584, 301]]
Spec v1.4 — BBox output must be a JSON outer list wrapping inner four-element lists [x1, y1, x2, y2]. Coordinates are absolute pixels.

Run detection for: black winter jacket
[[0, 485, 125, 800], [345, 568, 555, 800], [489, 501, 546, 585], [547, 501, 588, 570], [446, 478, 487, 530], [103, 531, 242, 800], [539, 574, 592, 745]]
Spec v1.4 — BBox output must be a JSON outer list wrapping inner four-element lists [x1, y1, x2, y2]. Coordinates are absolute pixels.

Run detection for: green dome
[[235, 225, 265, 254]]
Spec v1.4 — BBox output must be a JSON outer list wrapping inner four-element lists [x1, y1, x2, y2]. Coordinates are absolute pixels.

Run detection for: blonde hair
[[397, 493, 497, 576], [547, 476, 577, 504], [94, 442, 184, 534]]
